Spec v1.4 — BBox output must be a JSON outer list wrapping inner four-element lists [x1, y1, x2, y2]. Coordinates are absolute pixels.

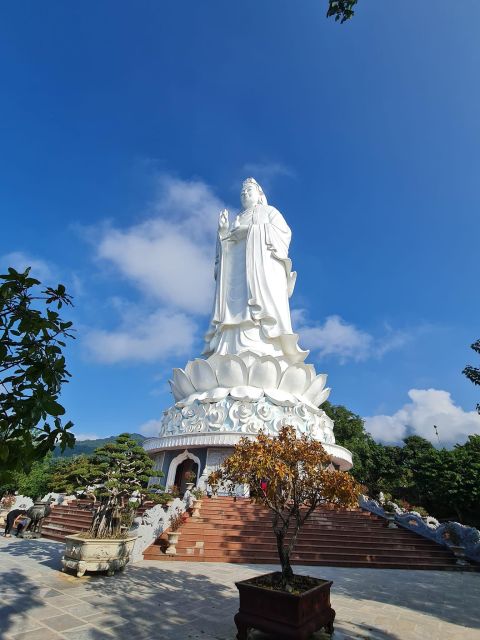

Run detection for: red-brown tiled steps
[[41, 499, 94, 541], [144, 496, 461, 570], [41, 499, 156, 542]]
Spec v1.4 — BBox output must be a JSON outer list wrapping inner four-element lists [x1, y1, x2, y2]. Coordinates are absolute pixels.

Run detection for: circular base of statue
[[143, 395, 352, 471]]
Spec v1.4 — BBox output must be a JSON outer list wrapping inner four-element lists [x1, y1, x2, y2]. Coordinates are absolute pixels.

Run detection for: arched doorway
[[166, 450, 202, 495], [174, 458, 199, 495]]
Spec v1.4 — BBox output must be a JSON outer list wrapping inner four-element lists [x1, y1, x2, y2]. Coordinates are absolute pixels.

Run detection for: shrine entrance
[[174, 458, 198, 495]]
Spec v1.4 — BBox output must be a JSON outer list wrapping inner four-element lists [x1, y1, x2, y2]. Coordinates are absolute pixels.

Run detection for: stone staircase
[[41, 499, 94, 541], [41, 499, 154, 542], [144, 496, 460, 570]]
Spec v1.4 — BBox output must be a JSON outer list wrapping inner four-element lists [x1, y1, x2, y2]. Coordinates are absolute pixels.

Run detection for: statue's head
[[241, 178, 267, 210]]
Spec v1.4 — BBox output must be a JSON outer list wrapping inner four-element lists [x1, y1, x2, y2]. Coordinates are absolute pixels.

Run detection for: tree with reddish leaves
[[209, 426, 360, 589]]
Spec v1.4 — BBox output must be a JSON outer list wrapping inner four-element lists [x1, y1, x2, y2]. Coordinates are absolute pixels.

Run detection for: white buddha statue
[[203, 178, 307, 365]]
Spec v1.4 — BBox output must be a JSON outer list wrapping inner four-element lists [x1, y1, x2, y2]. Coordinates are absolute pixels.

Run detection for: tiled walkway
[[0, 536, 479, 640]]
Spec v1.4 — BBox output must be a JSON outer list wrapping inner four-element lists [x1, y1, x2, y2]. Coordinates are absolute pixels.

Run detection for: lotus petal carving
[[278, 364, 312, 395], [237, 350, 259, 369], [248, 356, 281, 389], [304, 373, 328, 406], [169, 380, 183, 402], [169, 355, 330, 410], [214, 355, 248, 387], [230, 386, 264, 402], [172, 368, 196, 399], [265, 389, 297, 407], [186, 359, 217, 392]]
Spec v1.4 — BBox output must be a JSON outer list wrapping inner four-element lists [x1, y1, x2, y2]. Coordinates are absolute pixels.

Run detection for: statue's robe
[[204, 204, 307, 363]]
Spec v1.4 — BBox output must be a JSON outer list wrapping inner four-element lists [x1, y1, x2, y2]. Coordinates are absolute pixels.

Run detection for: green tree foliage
[[323, 401, 377, 486], [15, 453, 56, 500], [326, 0, 358, 23], [52, 433, 146, 458], [463, 339, 480, 413], [48, 455, 94, 494], [82, 433, 162, 538], [0, 267, 75, 482], [451, 436, 480, 524], [326, 402, 480, 527]]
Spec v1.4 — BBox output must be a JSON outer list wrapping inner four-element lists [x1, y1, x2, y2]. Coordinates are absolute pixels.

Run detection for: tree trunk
[[90, 495, 120, 538], [275, 530, 294, 589]]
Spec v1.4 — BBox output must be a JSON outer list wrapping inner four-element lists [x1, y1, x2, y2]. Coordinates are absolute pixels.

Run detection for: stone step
[[144, 497, 462, 570], [172, 535, 443, 551], [175, 523, 407, 537], [166, 527, 436, 544], [176, 544, 449, 559]]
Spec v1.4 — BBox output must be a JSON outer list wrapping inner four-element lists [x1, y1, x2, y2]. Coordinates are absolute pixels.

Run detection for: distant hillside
[[53, 433, 146, 458]]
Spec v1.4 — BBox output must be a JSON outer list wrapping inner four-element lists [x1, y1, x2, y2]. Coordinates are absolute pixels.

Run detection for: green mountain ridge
[[54, 433, 146, 458]]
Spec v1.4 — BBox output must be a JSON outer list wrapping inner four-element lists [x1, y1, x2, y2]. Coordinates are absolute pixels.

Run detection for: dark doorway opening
[[174, 457, 199, 495]]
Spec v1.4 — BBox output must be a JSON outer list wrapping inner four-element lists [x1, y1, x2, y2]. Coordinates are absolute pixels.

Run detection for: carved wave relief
[[158, 396, 335, 444]]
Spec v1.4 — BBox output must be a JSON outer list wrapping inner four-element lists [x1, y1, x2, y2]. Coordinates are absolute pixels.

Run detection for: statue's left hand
[[218, 209, 229, 238]]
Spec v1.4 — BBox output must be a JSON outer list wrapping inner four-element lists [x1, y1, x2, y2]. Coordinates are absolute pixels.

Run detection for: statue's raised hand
[[218, 209, 229, 238]]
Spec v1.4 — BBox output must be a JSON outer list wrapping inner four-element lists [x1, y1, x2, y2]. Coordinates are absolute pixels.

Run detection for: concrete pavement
[[0, 536, 479, 640]]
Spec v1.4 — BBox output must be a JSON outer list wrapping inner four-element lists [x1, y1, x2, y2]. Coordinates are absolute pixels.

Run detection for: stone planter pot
[[385, 513, 397, 529], [62, 534, 137, 578], [166, 531, 181, 555], [185, 482, 194, 491], [192, 500, 202, 519], [234, 572, 335, 640]]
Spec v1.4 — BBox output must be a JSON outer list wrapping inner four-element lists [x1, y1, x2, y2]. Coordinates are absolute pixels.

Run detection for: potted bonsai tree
[[165, 508, 188, 555], [383, 501, 398, 529], [184, 470, 196, 491], [61, 433, 160, 577], [208, 425, 359, 640]]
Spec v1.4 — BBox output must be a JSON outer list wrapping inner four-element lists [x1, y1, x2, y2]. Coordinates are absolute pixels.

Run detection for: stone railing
[[10, 495, 34, 510], [128, 496, 189, 563], [359, 495, 480, 564]]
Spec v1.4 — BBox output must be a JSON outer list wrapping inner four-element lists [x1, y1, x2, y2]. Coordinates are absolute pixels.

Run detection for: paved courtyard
[[0, 536, 479, 640]]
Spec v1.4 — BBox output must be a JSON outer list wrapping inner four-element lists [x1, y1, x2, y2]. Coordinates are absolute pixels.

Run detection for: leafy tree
[[209, 426, 359, 589], [81, 433, 162, 538], [15, 453, 56, 500], [48, 455, 95, 494], [450, 436, 480, 526], [399, 435, 439, 507], [0, 267, 75, 482], [326, 0, 358, 22], [323, 401, 377, 486], [463, 339, 480, 413]]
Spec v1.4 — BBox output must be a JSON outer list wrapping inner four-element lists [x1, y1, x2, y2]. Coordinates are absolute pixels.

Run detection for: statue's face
[[241, 183, 260, 209]]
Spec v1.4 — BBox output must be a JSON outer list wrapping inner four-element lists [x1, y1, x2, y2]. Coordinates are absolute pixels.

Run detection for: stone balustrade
[[359, 495, 480, 564]]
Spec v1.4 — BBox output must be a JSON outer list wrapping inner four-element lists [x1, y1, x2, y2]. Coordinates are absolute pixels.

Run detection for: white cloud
[[299, 315, 373, 363], [294, 313, 412, 363], [365, 389, 480, 446], [74, 433, 101, 441], [84, 306, 196, 364], [95, 174, 225, 315], [138, 418, 162, 437], [1, 251, 54, 283], [242, 162, 295, 190]]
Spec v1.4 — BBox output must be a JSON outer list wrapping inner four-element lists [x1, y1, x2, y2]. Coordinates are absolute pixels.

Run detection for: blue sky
[[1, 1, 479, 446]]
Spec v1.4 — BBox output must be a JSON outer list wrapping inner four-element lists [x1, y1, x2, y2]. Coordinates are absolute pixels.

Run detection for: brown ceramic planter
[[234, 572, 335, 639]]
